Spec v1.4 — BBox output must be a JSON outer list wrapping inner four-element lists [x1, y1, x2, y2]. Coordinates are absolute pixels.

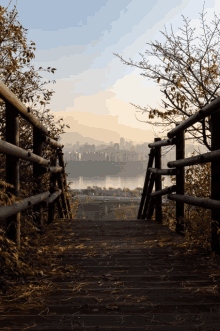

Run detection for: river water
[[66, 174, 173, 191]]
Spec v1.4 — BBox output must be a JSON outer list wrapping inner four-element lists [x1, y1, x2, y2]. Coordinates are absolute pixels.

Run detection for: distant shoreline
[[65, 160, 148, 178]]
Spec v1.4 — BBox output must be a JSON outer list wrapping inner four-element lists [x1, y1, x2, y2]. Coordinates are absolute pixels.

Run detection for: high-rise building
[[125, 141, 132, 150], [114, 143, 119, 151], [120, 137, 125, 150], [84, 143, 89, 152], [130, 145, 136, 152]]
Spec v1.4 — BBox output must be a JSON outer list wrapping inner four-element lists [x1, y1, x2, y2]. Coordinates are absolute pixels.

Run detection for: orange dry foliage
[[0, 3, 79, 293], [162, 150, 212, 251]]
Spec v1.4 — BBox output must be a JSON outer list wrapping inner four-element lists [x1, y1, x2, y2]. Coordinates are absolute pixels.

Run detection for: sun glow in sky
[[2, 0, 220, 146]]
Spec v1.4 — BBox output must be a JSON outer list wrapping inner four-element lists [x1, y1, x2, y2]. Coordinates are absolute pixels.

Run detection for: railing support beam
[[211, 109, 220, 254], [56, 195, 64, 219], [48, 154, 57, 224], [57, 150, 72, 218], [141, 172, 156, 219], [57, 171, 69, 218], [5, 102, 20, 249], [175, 123, 185, 236], [33, 127, 43, 229], [155, 138, 162, 223], [137, 148, 155, 219]]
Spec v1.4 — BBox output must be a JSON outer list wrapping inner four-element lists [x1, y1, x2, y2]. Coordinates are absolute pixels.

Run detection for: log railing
[[137, 96, 220, 255], [0, 80, 72, 249]]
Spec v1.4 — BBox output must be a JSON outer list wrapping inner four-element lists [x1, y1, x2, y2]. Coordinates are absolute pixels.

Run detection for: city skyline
[[63, 134, 209, 163], [63, 137, 149, 152]]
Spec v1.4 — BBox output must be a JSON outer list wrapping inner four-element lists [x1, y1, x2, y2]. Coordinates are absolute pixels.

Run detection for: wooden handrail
[[0, 81, 64, 146], [148, 137, 177, 148], [0, 80, 71, 249], [149, 168, 178, 175], [0, 191, 51, 219], [167, 96, 220, 138], [138, 94, 220, 254], [167, 149, 220, 168], [150, 185, 177, 198]]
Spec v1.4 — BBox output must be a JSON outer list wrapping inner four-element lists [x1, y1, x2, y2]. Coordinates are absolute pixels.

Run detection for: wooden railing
[[0, 81, 72, 249], [137, 96, 220, 255]]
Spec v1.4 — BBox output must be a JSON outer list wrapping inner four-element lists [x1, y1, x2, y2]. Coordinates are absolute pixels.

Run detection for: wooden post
[[137, 148, 155, 219], [51, 140, 65, 220], [33, 127, 43, 229], [146, 197, 156, 220], [48, 154, 57, 224], [104, 204, 108, 216], [5, 102, 20, 249], [57, 150, 72, 218], [154, 138, 162, 223], [57, 171, 69, 218], [211, 109, 220, 254], [175, 123, 185, 236], [141, 172, 156, 219], [59, 150, 72, 216], [56, 195, 64, 219]]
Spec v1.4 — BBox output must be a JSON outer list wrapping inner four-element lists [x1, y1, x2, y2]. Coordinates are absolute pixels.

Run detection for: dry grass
[[113, 204, 139, 220], [0, 197, 81, 314], [112, 198, 215, 258]]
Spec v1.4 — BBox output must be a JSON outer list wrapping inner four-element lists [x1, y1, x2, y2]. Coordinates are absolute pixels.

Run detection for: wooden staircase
[[1, 218, 220, 330]]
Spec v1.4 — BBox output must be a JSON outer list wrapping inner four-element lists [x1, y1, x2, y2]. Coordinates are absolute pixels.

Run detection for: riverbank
[[75, 200, 140, 220]]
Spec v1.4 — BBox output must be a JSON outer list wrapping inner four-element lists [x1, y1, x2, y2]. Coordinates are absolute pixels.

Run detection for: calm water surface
[[66, 175, 172, 191]]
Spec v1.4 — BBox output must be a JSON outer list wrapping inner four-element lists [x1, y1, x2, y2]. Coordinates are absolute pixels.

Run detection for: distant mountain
[[58, 132, 108, 147]]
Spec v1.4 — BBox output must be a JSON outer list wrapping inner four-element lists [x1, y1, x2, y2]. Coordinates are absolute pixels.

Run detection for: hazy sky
[[2, 0, 219, 146]]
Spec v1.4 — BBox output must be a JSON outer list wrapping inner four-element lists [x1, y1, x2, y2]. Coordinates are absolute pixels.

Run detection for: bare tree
[[113, 3, 220, 154]]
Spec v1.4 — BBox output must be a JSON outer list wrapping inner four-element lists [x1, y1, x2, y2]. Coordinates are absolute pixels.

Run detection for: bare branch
[[113, 3, 220, 148]]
